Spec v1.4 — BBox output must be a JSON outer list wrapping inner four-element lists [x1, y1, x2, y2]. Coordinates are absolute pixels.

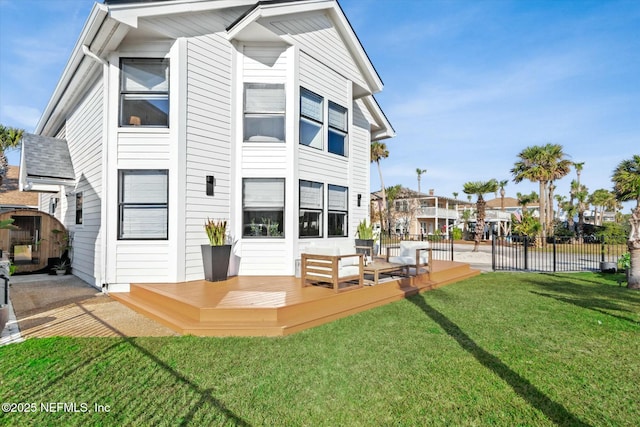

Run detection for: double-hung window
[[120, 58, 169, 127], [299, 88, 323, 149], [118, 170, 168, 240], [244, 83, 285, 142], [328, 184, 348, 237], [328, 102, 348, 156], [299, 180, 323, 237], [243, 178, 285, 238]]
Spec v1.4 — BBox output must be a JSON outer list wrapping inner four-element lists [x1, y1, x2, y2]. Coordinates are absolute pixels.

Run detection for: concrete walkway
[[1, 274, 176, 345]]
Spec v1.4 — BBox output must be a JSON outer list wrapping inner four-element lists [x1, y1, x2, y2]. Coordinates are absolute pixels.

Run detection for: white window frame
[[328, 184, 348, 237], [328, 101, 348, 157], [118, 170, 169, 240], [243, 178, 285, 238], [243, 83, 285, 142], [119, 58, 169, 127], [299, 180, 323, 238], [299, 87, 323, 149]]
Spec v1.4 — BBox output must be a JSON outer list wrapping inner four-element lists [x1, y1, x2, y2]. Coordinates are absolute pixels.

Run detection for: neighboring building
[[371, 188, 472, 237], [19, 0, 394, 291], [0, 166, 38, 212]]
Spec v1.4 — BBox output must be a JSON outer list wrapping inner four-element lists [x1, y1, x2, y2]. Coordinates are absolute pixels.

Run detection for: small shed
[[0, 209, 68, 274]]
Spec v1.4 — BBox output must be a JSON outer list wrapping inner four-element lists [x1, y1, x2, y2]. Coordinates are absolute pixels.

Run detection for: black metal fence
[[377, 233, 626, 273], [491, 235, 626, 272]]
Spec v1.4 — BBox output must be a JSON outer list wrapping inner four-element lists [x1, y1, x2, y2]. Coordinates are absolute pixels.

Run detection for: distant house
[[19, 0, 394, 291], [371, 188, 472, 237], [0, 166, 38, 212]]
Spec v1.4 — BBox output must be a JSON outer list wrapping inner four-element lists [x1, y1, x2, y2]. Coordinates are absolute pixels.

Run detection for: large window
[[299, 180, 323, 237], [328, 184, 348, 237], [120, 58, 169, 127], [243, 178, 285, 238], [299, 88, 323, 149], [118, 170, 168, 240], [328, 101, 348, 156], [244, 83, 285, 142]]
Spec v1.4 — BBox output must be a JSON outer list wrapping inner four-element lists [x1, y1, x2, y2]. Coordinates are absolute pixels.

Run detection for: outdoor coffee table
[[363, 261, 404, 285]]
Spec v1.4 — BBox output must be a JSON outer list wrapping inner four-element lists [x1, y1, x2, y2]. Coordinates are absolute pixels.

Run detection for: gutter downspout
[[82, 45, 110, 293]]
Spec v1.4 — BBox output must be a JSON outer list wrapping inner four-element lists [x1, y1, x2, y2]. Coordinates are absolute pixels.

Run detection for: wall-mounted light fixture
[[206, 175, 215, 196], [357, 194, 362, 207]]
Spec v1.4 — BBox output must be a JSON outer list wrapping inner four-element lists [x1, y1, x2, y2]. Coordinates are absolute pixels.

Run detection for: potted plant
[[201, 219, 231, 282], [355, 219, 375, 257], [54, 260, 69, 275]]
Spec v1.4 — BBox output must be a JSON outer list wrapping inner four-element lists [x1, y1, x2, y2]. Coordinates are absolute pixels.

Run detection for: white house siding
[[65, 78, 104, 287], [109, 36, 174, 285], [237, 43, 290, 275], [117, 132, 171, 162], [350, 98, 371, 229], [267, 13, 368, 92], [297, 51, 371, 245], [184, 32, 234, 281]]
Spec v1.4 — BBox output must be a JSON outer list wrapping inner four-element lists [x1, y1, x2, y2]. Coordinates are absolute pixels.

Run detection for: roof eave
[[35, 3, 109, 134]]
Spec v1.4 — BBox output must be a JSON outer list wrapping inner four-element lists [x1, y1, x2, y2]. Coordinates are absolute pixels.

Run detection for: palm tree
[[0, 124, 24, 187], [371, 141, 389, 233], [512, 144, 571, 241], [611, 154, 640, 289], [571, 180, 589, 241], [516, 191, 538, 213], [416, 168, 427, 195], [463, 179, 498, 252], [545, 145, 572, 231], [452, 192, 458, 200], [589, 188, 614, 226], [512, 145, 548, 239], [498, 179, 508, 211]]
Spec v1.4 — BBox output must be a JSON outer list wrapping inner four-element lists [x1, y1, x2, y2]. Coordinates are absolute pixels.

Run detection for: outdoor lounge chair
[[385, 240, 432, 276], [300, 241, 364, 292]]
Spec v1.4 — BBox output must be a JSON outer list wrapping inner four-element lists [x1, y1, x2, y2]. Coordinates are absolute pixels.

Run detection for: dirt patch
[[9, 275, 177, 338]]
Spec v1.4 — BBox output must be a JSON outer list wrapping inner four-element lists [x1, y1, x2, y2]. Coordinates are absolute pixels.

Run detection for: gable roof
[[36, 0, 393, 139], [20, 133, 75, 192], [0, 166, 39, 208]]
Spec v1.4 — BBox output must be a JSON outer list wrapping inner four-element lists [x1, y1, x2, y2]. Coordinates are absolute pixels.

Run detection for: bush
[[451, 228, 462, 240], [596, 222, 628, 245]]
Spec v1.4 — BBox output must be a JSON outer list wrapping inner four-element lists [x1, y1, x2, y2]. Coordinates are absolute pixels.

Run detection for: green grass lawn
[[1, 272, 639, 426]]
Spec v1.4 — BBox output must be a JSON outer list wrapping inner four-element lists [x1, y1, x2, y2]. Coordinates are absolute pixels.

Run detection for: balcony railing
[[416, 207, 458, 219]]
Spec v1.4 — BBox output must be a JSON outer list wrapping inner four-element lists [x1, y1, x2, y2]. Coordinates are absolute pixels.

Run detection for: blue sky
[[1, 0, 638, 212]]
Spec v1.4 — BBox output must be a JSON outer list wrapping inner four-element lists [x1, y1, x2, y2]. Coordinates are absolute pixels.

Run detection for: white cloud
[[1, 105, 41, 131]]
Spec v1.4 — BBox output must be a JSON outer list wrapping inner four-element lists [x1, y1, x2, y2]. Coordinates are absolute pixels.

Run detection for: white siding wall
[[109, 39, 174, 285], [297, 51, 370, 245], [238, 43, 290, 275], [65, 78, 104, 287], [184, 32, 234, 281], [267, 13, 368, 91]]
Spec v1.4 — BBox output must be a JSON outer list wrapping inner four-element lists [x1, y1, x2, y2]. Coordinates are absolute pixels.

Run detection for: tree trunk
[[627, 207, 640, 289], [539, 181, 547, 243], [473, 198, 486, 252]]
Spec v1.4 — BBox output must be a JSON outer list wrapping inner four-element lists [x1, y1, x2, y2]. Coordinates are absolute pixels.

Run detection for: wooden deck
[[111, 260, 480, 337]]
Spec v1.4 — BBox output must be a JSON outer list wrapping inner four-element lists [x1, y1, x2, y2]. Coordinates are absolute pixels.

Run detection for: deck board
[[111, 260, 480, 336]]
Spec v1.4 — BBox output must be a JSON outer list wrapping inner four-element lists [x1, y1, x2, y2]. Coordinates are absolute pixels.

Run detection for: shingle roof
[[22, 133, 75, 180], [0, 166, 39, 207]]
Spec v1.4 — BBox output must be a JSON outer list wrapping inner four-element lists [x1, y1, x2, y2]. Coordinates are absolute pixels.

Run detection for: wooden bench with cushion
[[300, 243, 364, 292]]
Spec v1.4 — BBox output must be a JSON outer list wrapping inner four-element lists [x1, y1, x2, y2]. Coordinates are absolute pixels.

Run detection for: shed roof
[[22, 133, 75, 181]]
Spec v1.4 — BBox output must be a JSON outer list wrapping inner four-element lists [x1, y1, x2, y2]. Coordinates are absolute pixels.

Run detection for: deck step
[[110, 261, 480, 337]]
